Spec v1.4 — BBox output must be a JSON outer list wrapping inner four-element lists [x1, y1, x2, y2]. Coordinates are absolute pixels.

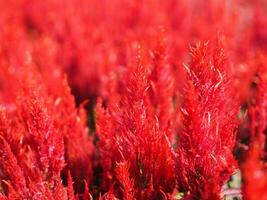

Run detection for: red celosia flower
[[115, 161, 135, 200], [242, 134, 267, 200], [0, 72, 67, 199], [51, 76, 94, 192], [176, 40, 239, 199], [148, 30, 179, 140], [96, 44, 176, 199], [0, 65, 94, 199], [241, 53, 267, 200]]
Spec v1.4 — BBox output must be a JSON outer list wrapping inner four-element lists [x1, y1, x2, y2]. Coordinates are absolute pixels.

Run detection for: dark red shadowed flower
[[242, 53, 267, 200]]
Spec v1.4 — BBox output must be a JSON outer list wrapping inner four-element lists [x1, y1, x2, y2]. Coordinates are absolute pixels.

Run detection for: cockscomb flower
[[241, 53, 267, 200], [0, 5, 95, 191], [0, 65, 94, 199], [96, 44, 176, 199], [0, 72, 67, 199], [148, 30, 179, 140], [115, 161, 135, 200], [176, 40, 239, 199], [52, 76, 94, 192], [242, 131, 267, 200]]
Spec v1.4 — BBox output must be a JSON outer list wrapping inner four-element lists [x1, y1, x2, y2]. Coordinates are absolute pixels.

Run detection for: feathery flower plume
[[176, 39, 239, 199], [96, 44, 176, 199]]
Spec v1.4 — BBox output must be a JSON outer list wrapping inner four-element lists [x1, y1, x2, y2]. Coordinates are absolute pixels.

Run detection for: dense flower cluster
[[0, 0, 267, 199], [176, 40, 239, 199]]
